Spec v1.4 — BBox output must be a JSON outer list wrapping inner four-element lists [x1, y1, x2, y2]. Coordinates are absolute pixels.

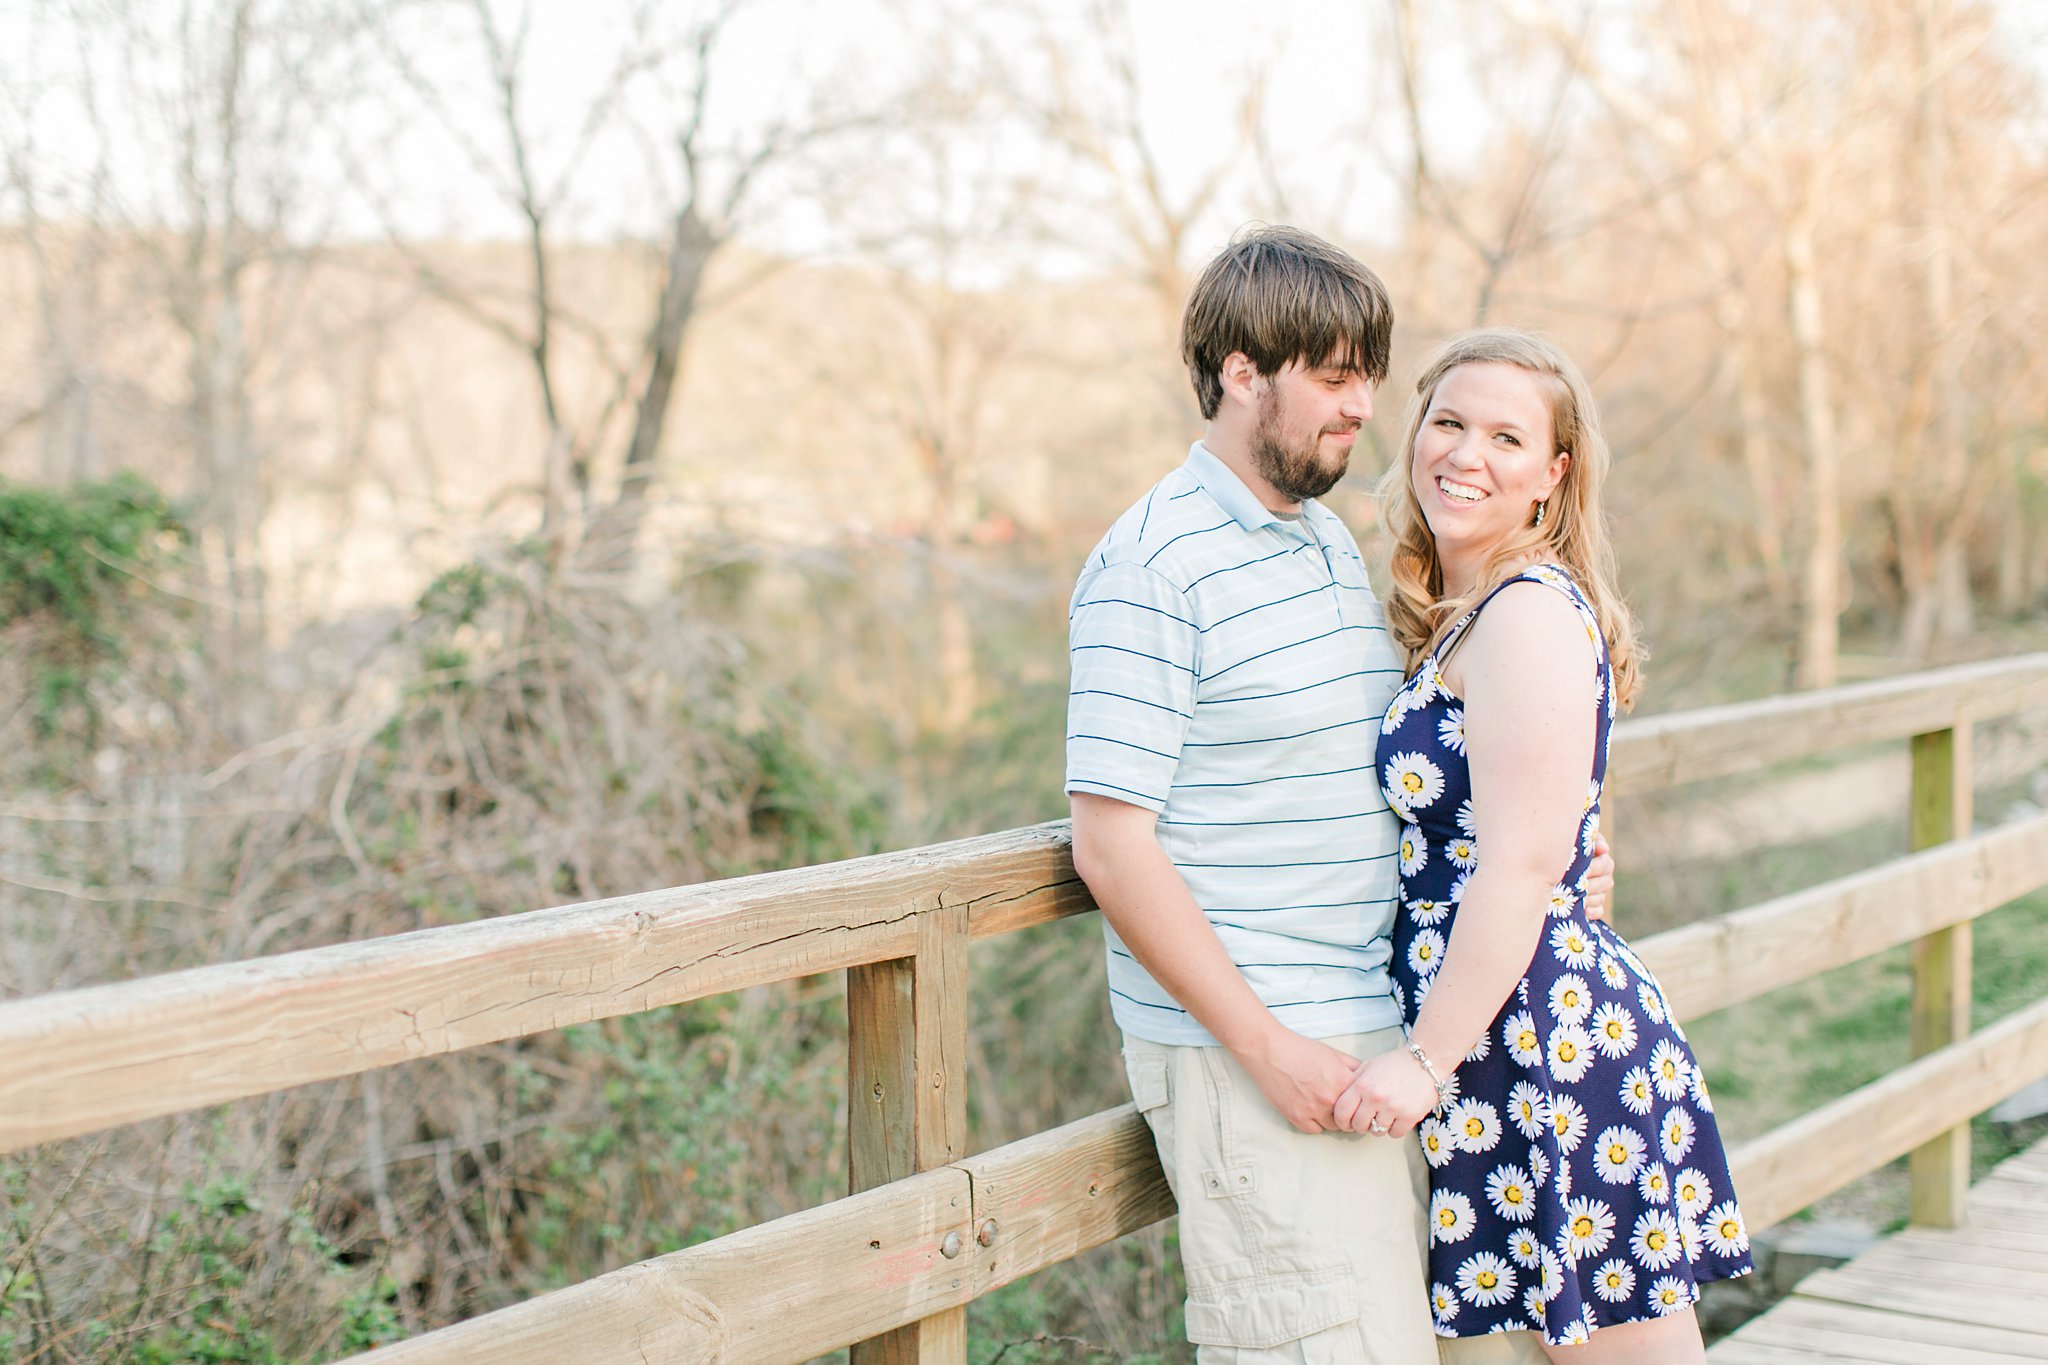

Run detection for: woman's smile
[[1410, 361, 1569, 591]]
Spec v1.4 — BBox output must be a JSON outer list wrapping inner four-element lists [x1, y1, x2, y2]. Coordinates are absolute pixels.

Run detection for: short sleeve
[[1065, 561, 1199, 812]]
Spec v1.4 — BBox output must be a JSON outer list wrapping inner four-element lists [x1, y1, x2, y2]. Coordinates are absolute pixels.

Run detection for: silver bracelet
[[1405, 1037, 1454, 1113]]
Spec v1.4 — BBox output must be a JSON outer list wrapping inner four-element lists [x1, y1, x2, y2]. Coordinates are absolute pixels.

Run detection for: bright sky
[[2, 0, 2044, 271], [0, 0, 1400, 260], [357, 0, 1405, 263]]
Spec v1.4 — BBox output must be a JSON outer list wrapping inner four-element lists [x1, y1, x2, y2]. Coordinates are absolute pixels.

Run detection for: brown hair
[[1180, 224, 1394, 420], [1374, 328, 1645, 709]]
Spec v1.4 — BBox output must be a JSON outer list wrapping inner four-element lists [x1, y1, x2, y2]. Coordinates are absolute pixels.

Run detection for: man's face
[[1250, 357, 1375, 504]]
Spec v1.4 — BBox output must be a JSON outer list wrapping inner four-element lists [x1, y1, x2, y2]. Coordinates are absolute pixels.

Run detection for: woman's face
[[1409, 361, 1568, 569]]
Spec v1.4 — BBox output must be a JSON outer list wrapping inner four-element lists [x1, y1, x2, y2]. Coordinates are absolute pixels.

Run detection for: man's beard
[[1252, 387, 1352, 503]]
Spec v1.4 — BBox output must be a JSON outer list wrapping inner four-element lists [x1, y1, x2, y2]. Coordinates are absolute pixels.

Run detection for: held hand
[[1333, 1049, 1439, 1139], [1582, 834, 1616, 924], [1237, 1029, 1360, 1134]]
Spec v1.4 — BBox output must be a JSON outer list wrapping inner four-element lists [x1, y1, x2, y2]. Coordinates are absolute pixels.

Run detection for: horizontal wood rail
[[1604, 651, 2048, 789], [11, 654, 2048, 1154], [315, 814, 2048, 1362], [0, 825, 1088, 1153], [1635, 810, 2048, 1020], [1726, 996, 2048, 1233], [5, 651, 2048, 1362], [9, 807, 2045, 1157], [347, 1106, 1174, 1363]]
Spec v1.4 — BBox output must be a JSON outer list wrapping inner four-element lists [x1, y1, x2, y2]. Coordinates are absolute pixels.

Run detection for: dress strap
[[1432, 567, 1568, 670]]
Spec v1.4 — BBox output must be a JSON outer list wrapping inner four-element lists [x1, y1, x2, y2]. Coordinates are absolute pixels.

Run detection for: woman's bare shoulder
[[1455, 579, 1598, 701]]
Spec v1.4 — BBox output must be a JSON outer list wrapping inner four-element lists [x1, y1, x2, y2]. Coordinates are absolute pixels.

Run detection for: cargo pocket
[[1123, 1047, 1178, 1202], [1183, 1260, 1359, 1350], [1125, 1050, 1172, 1113]]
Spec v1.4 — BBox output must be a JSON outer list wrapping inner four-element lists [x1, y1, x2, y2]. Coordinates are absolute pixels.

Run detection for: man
[[1066, 225, 1608, 1363]]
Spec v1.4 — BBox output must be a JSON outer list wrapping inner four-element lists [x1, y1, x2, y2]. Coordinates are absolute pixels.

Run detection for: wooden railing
[[6, 653, 2048, 1362]]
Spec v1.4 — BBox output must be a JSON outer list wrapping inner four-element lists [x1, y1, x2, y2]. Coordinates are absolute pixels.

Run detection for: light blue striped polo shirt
[[1066, 442, 1408, 1047]]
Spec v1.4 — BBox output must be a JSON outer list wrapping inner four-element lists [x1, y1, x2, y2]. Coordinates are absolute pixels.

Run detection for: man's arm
[[1071, 792, 1359, 1133]]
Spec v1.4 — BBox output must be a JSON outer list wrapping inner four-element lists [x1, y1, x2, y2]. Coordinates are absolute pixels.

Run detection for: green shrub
[[0, 472, 187, 738], [0, 472, 184, 644]]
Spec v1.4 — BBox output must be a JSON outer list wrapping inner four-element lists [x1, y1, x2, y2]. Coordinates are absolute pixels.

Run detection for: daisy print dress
[[1379, 565, 1753, 1346]]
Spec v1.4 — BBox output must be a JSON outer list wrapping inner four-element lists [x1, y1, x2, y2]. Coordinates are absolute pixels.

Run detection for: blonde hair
[[1375, 329, 1644, 709]]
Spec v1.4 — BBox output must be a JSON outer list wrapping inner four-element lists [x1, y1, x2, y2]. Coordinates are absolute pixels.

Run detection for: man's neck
[[1199, 427, 1301, 515]]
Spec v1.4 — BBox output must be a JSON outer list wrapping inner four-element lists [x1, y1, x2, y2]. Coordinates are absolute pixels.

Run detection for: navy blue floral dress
[[1378, 565, 1752, 1346]]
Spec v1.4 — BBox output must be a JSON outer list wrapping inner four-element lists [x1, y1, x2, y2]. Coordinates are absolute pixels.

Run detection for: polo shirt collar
[[1186, 441, 1307, 533]]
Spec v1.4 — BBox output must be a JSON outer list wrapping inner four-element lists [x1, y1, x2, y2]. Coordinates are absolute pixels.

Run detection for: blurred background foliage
[[4, 0, 2048, 1358]]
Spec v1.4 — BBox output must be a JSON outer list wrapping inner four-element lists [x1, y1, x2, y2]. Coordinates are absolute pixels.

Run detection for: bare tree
[[0, 1, 375, 716], [833, 76, 1037, 741], [363, 0, 888, 572], [1013, 0, 1241, 314], [978, 0, 1280, 434], [0, 7, 119, 486], [1781, 185, 1844, 686], [1493, 0, 1862, 684], [1888, 0, 2002, 656], [1389, 0, 1606, 327]]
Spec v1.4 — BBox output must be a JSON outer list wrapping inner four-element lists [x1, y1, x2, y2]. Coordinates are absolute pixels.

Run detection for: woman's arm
[[1334, 582, 1598, 1136]]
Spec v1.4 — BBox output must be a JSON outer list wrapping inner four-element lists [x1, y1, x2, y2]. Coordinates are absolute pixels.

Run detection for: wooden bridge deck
[[1709, 1136, 2048, 1363]]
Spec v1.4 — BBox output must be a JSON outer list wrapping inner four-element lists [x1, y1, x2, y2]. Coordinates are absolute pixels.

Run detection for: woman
[[1334, 330, 1752, 1361]]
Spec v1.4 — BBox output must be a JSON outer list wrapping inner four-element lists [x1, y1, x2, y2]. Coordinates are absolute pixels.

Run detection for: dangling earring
[[1533, 501, 1547, 529]]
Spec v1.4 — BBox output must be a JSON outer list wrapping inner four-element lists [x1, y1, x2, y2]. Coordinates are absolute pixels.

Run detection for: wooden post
[[847, 903, 970, 1363], [1908, 724, 1972, 1227]]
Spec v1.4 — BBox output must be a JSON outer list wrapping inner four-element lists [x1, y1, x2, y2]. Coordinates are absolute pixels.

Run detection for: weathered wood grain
[[849, 903, 970, 1364], [1706, 1341, 1832, 1363], [959, 1103, 1176, 1298], [0, 825, 1078, 1152], [1729, 996, 2048, 1232], [1635, 811, 2048, 1023], [1796, 1264, 2048, 1334], [331, 1105, 1171, 1365], [335, 1167, 973, 1365], [851, 954, 922, 1189], [1713, 1298, 2048, 1362], [1793, 1248, 2048, 1293], [1605, 651, 2048, 790], [1713, 1136, 2048, 1360], [961, 826, 1093, 938], [1852, 1231, 2048, 1269]]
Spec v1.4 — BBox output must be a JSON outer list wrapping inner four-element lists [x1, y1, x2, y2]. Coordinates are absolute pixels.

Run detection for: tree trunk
[[1932, 534, 1974, 642], [1901, 0, 1976, 655], [1716, 287, 1792, 608], [24, 220, 104, 483], [580, 204, 720, 574], [1920, 0, 1975, 647], [620, 205, 717, 506], [931, 561, 978, 735], [1786, 203, 1841, 689], [1996, 441, 2028, 613], [916, 423, 979, 736], [187, 265, 263, 641], [167, 0, 268, 737]]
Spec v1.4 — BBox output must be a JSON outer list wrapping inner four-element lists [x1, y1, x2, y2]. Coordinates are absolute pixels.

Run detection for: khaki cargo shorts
[[1123, 1029, 1546, 1365]]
